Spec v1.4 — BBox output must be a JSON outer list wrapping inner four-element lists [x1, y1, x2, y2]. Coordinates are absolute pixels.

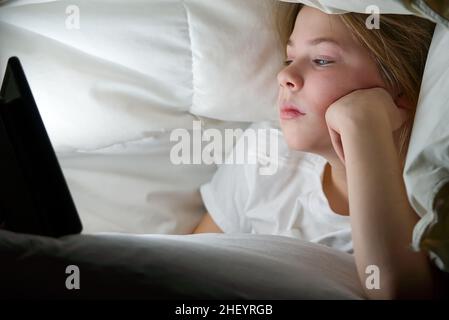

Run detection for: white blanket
[[0, 230, 365, 299]]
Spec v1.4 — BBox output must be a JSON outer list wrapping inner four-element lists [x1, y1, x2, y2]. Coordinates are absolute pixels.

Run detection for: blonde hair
[[273, 2, 435, 164]]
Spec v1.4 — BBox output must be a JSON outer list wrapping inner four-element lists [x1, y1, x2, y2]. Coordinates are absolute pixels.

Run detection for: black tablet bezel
[[0, 57, 82, 237]]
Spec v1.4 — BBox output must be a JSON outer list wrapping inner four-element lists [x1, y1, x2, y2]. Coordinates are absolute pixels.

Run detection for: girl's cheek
[[307, 80, 339, 115], [313, 72, 354, 112]]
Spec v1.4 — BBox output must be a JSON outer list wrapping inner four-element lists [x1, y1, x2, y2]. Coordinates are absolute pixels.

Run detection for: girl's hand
[[325, 87, 409, 166]]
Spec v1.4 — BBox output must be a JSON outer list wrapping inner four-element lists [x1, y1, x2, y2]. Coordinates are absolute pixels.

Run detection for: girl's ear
[[394, 92, 412, 110]]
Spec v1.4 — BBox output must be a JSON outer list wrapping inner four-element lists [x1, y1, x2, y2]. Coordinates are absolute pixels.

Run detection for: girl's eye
[[313, 59, 334, 66], [284, 59, 334, 67]]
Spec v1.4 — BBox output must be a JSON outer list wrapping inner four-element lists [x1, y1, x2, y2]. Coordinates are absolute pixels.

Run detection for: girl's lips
[[280, 107, 306, 120]]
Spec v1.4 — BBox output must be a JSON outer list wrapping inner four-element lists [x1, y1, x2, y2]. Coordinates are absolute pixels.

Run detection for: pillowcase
[[280, 0, 449, 26], [279, 0, 414, 14], [404, 24, 449, 272]]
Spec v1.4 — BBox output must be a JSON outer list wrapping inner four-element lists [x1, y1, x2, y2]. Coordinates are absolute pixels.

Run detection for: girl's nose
[[277, 66, 303, 92]]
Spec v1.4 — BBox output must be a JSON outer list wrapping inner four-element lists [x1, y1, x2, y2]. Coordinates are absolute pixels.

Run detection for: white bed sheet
[[56, 122, 246, 235]]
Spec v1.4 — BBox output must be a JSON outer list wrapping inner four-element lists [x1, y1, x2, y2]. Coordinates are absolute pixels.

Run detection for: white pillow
[[0, 0, 280, 151]]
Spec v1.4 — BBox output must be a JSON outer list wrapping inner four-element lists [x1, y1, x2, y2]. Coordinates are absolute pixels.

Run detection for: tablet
[[0, 57, 82, 237]]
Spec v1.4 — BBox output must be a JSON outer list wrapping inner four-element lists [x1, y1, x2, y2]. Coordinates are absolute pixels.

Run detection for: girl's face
[[277, 6, 387, 154]]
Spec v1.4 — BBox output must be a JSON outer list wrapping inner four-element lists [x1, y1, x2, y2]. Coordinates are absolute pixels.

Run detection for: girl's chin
[[283, 135, 311, 152], [280, 126, 319, 152]]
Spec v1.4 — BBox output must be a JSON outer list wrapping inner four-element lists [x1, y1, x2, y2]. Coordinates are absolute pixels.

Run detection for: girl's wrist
[[339, 110, 392, 142], [340, 115, 396, 161]]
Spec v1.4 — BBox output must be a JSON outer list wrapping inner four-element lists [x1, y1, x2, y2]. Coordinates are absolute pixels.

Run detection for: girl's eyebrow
[[287, 37, 342, 47]]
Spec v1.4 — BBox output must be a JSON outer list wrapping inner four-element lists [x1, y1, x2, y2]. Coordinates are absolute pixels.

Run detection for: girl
[[194, 3, 440, 299]]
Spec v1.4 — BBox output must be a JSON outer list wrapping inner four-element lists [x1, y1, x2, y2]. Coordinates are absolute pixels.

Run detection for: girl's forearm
[[341, 121, 435, 299]]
